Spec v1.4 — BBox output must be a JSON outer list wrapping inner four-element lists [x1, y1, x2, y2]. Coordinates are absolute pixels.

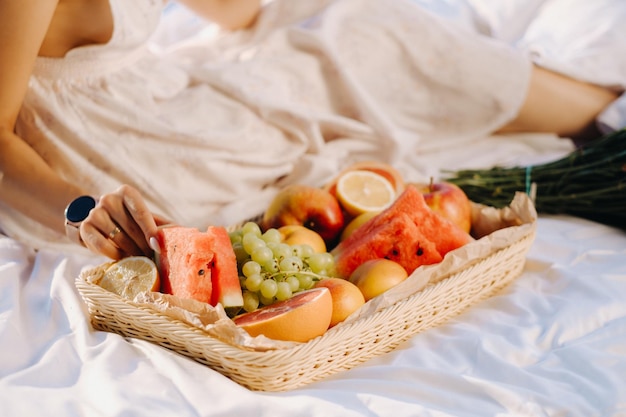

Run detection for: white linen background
[[155, 0, 626, 130], [1, 1, 626, 416]]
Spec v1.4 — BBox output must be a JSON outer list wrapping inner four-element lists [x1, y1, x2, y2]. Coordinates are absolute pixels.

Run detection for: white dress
[[7, 0, 624, 251]]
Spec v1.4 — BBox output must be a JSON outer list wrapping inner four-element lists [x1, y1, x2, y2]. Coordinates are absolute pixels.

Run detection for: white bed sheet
[[1, 193, 625, 417], [2, 2, 626, 416]]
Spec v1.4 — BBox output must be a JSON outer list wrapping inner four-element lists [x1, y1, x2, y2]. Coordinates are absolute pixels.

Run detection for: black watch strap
[[64, 195, 98, 244]]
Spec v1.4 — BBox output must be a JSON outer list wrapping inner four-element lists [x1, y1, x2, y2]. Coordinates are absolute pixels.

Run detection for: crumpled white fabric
[[7, 0, 531, 251], [1, 212, 625, 416]]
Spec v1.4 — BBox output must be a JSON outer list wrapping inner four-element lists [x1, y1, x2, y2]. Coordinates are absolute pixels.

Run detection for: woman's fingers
[[80, 221, 124, 260], [104, 221, 145, 257], [118, 184, 160, 243], [96, 194, 149, 256], [79, 185, 160, 259]]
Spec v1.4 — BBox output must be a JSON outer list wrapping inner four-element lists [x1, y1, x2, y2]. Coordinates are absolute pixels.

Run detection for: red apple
[[262, 184, 345, 246], [410, 179, 472, 233]]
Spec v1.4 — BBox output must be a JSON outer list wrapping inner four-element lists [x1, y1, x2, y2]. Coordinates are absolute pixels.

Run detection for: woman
[[0, 0, 622, 260]]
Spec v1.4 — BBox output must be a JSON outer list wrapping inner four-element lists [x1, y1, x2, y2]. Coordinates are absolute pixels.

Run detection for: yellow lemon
[[335, 170, 396, 217], [99, 256, 160, 299]]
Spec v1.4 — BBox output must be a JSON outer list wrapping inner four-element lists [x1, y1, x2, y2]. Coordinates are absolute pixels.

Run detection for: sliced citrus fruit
[[335, 170, 396, 216], [233, 287, 332, 342], [99, 256, 160, 299], [324, 160, 405, 196]]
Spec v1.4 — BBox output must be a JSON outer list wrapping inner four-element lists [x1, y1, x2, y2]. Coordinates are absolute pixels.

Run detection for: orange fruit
[[314, 277, 365, 327], [99, 256, 160, 299], [233, 287, 332, 342], [349, 258, 408, 301], [335, 170, 396, 216], [324, 160, 405, 196]]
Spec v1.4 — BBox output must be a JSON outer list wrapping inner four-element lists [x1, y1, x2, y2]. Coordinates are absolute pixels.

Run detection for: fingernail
[[149, 237, 161, 254]]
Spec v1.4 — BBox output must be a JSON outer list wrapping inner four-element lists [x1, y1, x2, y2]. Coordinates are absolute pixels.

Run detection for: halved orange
[[324, 160, 405, 197], [99, 256, 160, 299], [335, 170, 396, 216]]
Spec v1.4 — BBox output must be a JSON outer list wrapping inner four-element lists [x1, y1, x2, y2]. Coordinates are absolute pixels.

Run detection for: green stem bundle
[[445, 129, 626, 230]]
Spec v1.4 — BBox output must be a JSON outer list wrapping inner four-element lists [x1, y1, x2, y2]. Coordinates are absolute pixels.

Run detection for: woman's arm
[[176, 0, 262, 30], [0, 0, 80, 233], [498, 65, 620, 142], [0, 0, 159, 259]]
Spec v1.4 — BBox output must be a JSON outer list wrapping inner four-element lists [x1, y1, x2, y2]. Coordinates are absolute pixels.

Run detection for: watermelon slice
[[204, 225, 244, 310], [332, 185, 473, 278], [156, 226, 243, 312]]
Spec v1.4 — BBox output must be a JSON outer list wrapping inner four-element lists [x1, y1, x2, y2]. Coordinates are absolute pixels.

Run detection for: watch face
[[65, 195, 97, 223]]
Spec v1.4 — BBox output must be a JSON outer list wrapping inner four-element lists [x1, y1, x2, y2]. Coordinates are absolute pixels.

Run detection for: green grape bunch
[[229, 222, 337, 313]]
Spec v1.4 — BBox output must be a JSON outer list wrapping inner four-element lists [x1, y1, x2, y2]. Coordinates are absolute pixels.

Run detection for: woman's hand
[[79, 185, 171, 260]]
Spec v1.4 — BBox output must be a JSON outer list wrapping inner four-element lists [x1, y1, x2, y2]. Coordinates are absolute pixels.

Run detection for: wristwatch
[[64, 195, 97, 245]]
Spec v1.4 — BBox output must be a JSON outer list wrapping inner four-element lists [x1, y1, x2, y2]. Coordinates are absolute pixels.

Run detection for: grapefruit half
[[233, 287, 333, 343]]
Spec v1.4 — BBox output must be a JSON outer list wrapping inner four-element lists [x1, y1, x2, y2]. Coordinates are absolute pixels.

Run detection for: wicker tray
[[76, 195, 536, 392]]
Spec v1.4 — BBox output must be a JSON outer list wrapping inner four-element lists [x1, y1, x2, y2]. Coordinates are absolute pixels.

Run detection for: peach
[[278, 225, 327, 253], [339, 211, 380, 242], [314, 277, 365, 327], [348, 259, 408, 301]]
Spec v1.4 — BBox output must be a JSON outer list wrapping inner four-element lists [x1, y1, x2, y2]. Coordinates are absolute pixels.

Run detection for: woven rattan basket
[[76, 196, 536, 392]]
